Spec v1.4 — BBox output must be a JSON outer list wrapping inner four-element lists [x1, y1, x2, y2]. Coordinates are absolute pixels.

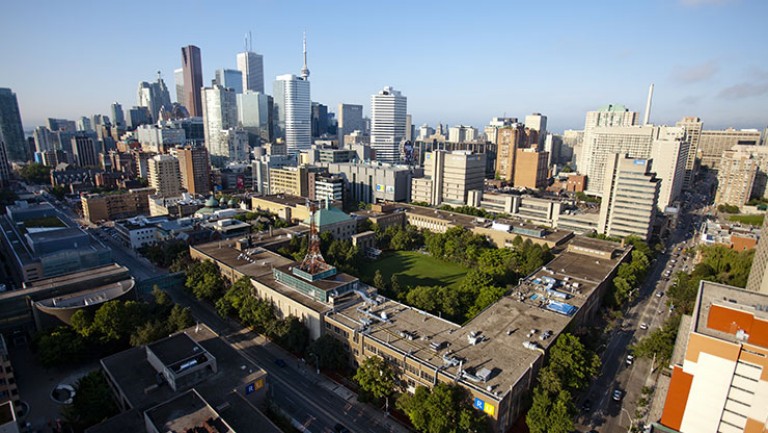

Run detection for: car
[[334, 424, 351, 433], [640, 323, 648, 330], [626, 355, 634, 365], [581, 399, 592, 412], [612, 389, 623, 401], [274, 358, 287, 368]]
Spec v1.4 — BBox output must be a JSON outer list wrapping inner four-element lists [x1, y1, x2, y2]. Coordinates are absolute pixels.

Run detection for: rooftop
[[147, 332, 209, 367], [302, 206, 355, 227], [34, 279, 134, 309], [254, 194, 310, 207], [145, 389, 232, 433], [694, 281, 768, 348]]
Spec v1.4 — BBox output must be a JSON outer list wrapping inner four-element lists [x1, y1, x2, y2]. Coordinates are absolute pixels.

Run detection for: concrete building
[[598, 155, 660, 240], [268, 166, 309, 197], [716, 148, 758, 208], [660, 281, 768, 433], [746, 216, 768, 294], [411, 150, 486, 206], [137, 76, 172, 122], [651, 127, 690, 209], [148, 154, 181, 197], [236, 91, 273, 144], [202, 85, 249, 166], [448, 125, 478, 143], [484, 117, 517, 146], [136, 123, 186, 153], [0, 336, 20, 413], [181, 45, 203, 117], [514, 148, 549, 189], [81, 187, 155, 223], [175, 145, 211, 196], [71, 132, 99, 167], [495, 124, 536, 181], [578, 104, 639, 182], [273, 74, 311, 154], [676, 117, 703, 188], [0, 88, 28, 162], [699, 129, 761, 170], [323, 161, 422, 204], [370, 87, 407, 163], [214, 68, 243, 93], [310, 173, 344, 202], [237, 49, 265, 94], [338, 103, 364, 139], [524, 113, 547, 147]]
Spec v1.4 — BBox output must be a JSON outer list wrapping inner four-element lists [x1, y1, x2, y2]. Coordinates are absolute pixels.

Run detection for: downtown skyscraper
[[236, 35, 264, 94], [370, 87, 407, 163], [272, 35, 311, 154], [181, 45, 204, 117], [137, 74, 172, 122], [0, 88, 28, 162], [202, 85, 248, 166]]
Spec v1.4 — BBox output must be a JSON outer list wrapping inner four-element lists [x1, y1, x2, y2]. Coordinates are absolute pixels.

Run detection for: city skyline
[[1, 0, 766, 132]]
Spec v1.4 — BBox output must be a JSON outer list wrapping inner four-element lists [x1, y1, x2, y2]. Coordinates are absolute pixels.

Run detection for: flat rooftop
[[145, 390, 231, 433], [397, 204, 491, 228], [1, 264, 130, 301], [35, 279, 134, 309], [329, 247, 628, 401], [694, 281, 768, 348], [147, 332, 208, 367], [192, 241, 293, 280], [254, 194, 309, 207]]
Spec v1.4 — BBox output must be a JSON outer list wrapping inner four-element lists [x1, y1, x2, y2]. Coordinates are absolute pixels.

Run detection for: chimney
[[643, 84, 654, 126]]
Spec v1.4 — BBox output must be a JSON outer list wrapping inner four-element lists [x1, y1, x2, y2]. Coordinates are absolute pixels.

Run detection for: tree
[[167, 305, 193, 331], [91, 300, 147, 344], [62, 371, 119, 432], [546, 334, 600, 392], [390, 274, 401, 295], [18, 162, 52, 184], [130, 320, 169, 347], [526, 388, 574, 433], [397, 383, 489, 433], [271, 317, 309, 355], [35, 327, 87, 367], [373, 270, 386, 290], [307, 334, 348, 372], [631, 314, 681, 365], [185, 260, 225, 300], [354, 356, 398, 402]]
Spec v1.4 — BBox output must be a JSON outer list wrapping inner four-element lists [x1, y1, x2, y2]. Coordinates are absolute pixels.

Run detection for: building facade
[[411, 150, 486, 206], [181, 45, 203, 117], [214, 69, 243, 93], [273, 74, 311, 154], [514, 148, 549, 189], [370, 87, 407, 163], [699, 129, 761, 170], [175, 145, 211, 196], [237, 50, 265, 94], [0, 88, 27, 162], [148, 154, 181, 197], [202, 85, 248, 166], [598, 155, 660, 240], [338, 103, 364, 138], [676, 117, 703, 188], [716, 148, 758, 208]]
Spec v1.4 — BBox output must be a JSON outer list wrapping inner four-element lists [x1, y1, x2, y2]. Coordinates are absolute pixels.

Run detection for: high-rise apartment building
[[411, 150, 486, 206], [675, 117, 703, 188], [484, 117, 517, 146], [0, 88, 28, 162], [598, 154, 660, 241], [651, 127, 690, 210], [202, 85, 248, 166], [181, 45, 204, 117], [236, 49, 264, 94], [137, 76, 172, 122], [173, 68, 184, 104], [273, 74, 311, 154], [715, 148, 758, 207], [214, 69, 243, 94], [524, 113, 547, 148], [236, 91, 273, 144], [148, 154, 181, 197], [111, 102, 125, 128], [71, 133, 99, 167], [699, 128, 761, 170], [579, 105, 639, 180], [448, 125, 478, 143], [746, 216, 768, 294], [370, 87, 407, 163], [514, 148, 549, 189], [338, 104, 364, 140], [660, 281, 768, 433], [176, 145, 211, 196], [495, 124, 536, 181]]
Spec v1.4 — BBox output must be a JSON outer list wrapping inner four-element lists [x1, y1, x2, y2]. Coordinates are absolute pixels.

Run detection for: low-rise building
[[114, 215, 169, 249], [299, 206, 357, 241], [82, 187, 155, 223], [0, 336, 20, 415], [251, 194, 342, 222]]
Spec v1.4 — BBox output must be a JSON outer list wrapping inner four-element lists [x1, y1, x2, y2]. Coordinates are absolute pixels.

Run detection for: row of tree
[[526, 334, 600, 433], [34, 287, 193, 367], [139, 239, 190, 268]]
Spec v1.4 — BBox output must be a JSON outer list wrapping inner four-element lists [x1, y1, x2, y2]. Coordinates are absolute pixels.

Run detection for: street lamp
[[621, 407, 635, 432]]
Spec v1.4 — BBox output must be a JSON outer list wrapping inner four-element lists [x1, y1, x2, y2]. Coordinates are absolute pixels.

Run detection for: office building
[[746, 216, 768, 294], [202, 85, 248, 166], [310, 173, 344, 202], [715, 148, 758, 208], [660, 281, 768, 433], [411, 150, 486, 206], [126, 106, 152, 129], [370, 87, 407, 163], [181, 45, 204, 117], [135, 123, 186, 153], [173, 68, 184, 104], [137, 76, 172, 122], [514, 148, 549, 189], [76, 116, 92, 132], [147, 154, 181, 197], [339, 104, 364, 139], [495, 124, 533, 181], [0, 138, 10, 187], [323, 161, 421, 204], [524, 113, 547, 147], [214, 68, 243, 94], [579, 105, 638, 180], [81, 187, 155, 223], [236, 91, 273, 144], [111, 102, 125, 128], [448, 125, 478, 143], [598, 154, 660, 241], [267, 166, 308, 197], [47, 118, 76, 133], [651, 127, 690, 209], [311, 102, 328, 138], [176, 145, 211, 196], [71, 133, 99, 167], [698, 128, 761, 170], [0, 88, 27, 161], [273, 74, 311, 153], [676, 117, 703, 188], [237, 44, 265, 94]]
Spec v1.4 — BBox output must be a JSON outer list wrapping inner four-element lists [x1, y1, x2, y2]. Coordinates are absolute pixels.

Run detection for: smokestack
[[643, 84, 654, 126]]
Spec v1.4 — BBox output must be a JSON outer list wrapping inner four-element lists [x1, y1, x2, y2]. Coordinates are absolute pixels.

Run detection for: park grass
[[727, 214, 765, 226], [361, 250, 468, 290]]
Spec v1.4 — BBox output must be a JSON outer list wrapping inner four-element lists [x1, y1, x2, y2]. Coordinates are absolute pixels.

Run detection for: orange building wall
[[661, 365, 694, 431], [730, 235, 757, 251]]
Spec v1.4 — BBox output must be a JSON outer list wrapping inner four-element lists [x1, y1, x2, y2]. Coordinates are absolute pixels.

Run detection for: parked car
[[656, 291, 664, 298], [640, 323, 648, 330], [626, 355, 634, 365], [612, 389, 623, 401]]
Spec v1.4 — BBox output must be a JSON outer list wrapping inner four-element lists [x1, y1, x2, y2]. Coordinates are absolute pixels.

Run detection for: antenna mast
[[299, 200, 326, 274]]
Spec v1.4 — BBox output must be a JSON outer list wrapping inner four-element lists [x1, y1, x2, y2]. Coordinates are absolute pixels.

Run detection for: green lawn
[[361, 250, 468, 289], [728, 214, 765, 226]]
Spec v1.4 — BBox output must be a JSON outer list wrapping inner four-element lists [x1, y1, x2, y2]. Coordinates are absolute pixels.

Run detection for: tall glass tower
[[273, 75, 311, 154], [181, 45, 203, 117], [0, 88, 28, 161]]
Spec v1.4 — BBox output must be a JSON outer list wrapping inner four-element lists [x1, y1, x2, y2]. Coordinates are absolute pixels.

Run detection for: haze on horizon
[[1, 0, 766, 133]]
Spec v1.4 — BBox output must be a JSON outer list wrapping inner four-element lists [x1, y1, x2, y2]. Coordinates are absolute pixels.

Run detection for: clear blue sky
[[1, 0, 766, 133]]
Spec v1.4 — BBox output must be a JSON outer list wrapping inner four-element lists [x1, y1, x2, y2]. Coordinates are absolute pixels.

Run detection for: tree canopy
[[353, 356, 398, 401], [62, 371, 119, 432], [397, 383, 489, 433]]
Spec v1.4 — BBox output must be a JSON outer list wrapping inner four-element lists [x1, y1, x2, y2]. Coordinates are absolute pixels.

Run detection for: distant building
[[698, 128, 761, 170], [81, 187, 155, 223], [268, 166, 309, 197], [323, 161, 421, 204], [148, 154, 181, 198], [514, 148, 549, 189], [202, 85, 249, 166], [137, 76, 172, 122], [135, 123, 186, 153], [175, 145, 211, 196], [309, 173, 344, 202], [715, 148, 758, 208], [524, 113, 547, 147], [676, 116, 703, 188], [273, 74, 311, 154], [173, 68, 184, 104], [237, 49, 265, 94], [214, 68, 243, 94], [495, 124, 536, 181], [181, 45, 204, 117], [0, 137, 10, 187], [448, 125, 478, 143], [311, 102, 328, 138], [578, 104, 639, 184], [660, 281, 768, 433], [338, 103, 364, 139], [598, 155, 660, 241], [410, 150, 486, 206], [370, 87, 407, 163], [746, 216, 768, 294], [71, 132, 99, 167], [236, 91, 273, 144], [0, 88, 28, 161], [484, 117, 517, 146]]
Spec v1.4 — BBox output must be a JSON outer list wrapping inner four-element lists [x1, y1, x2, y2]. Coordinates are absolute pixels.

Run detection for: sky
[[1, 0, 767, 133]]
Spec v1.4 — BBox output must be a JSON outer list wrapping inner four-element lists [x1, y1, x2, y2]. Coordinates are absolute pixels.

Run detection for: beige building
[[676, 117, 703, 188], [251, 194, 342, 222], [598, 155, 660, 241], [746, 216, 768, 294], [651, 127, 690, 209], [147, 154, 181, 198], [268, 166, 308, 197], [411, 150, 486, 206], [715, 148, 758, 208], [514, 148, 548, 189], [175, 145, 211, 196], [698, 128, 761, 170], [82, 187, 155, 223], [495, 124, 536, 181]]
